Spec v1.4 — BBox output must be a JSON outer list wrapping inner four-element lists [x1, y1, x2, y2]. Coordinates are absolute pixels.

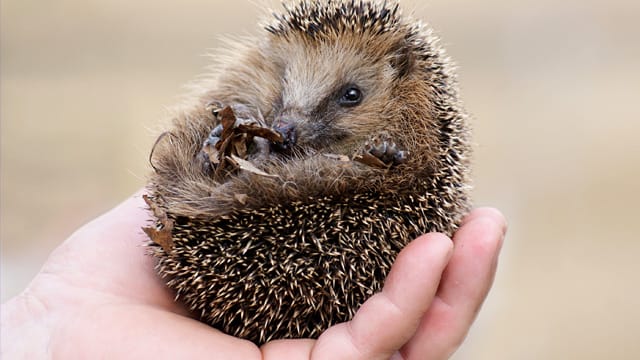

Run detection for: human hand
[[1, 192, 506, 359]]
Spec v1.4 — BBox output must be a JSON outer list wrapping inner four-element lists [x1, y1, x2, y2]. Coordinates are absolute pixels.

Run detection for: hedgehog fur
[[145, 0, 471, 345]]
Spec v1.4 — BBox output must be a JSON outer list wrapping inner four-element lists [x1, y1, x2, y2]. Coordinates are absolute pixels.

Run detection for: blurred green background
[[2, 0, 639, 358]]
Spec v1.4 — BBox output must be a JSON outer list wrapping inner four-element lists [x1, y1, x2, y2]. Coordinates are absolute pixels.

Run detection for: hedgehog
[[144, 0, 471, 345]]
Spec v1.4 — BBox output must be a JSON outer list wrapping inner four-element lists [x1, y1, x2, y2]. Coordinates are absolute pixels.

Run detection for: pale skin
[[1, 192, 506, 359]]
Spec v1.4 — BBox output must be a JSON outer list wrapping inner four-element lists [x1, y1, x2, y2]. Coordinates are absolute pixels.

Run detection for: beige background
[[2, 0, 639, 358]]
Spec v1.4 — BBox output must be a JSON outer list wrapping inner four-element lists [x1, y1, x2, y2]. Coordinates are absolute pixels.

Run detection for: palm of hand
[[1, 193, 505, 360]]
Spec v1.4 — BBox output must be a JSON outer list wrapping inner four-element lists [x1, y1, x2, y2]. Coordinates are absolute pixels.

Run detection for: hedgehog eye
[[338, 86, 363, 107]]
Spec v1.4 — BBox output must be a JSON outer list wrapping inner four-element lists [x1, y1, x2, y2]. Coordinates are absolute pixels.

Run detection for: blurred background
[[2, 0, 639, 358]]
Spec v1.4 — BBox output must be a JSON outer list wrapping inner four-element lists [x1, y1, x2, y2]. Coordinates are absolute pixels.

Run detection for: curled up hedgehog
[[144, 0, 471, 345]]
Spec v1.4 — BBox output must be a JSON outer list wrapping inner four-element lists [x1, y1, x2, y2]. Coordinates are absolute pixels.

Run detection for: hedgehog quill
[[145, 0, 471, 345]]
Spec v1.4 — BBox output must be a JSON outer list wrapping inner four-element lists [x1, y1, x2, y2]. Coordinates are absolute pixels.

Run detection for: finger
[[459, 206, 505, 228], [440, 208, 506, 311], [260, 339, 315, 359], [311, 233, 454, 360], [400, 208, 507, 359]]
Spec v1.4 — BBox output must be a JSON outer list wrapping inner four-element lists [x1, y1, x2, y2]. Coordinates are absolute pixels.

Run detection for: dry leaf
[[217, 106, 237, 147], [353, 152, 390, 169], [143, 223, 174, 253], [144, 194, 166, 219], [237, 123, 284, 143], [230, 155, 280, 178], [213, 134, 235, 180], [142, 195, 174, 252], [198, 105, 286, 182], [201, 141, 220, 165], [233, 134, 248, 158]]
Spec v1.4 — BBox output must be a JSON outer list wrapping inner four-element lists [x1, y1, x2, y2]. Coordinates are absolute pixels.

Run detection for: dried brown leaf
[[200, 105, 287, 181], [143, 195, 167, 220], [233, 134, 248, 158], [201, 142, 220, 165], [218, 106, 237, 144], [353, 153, 390, 169], [237, 123, 284, 144], [143, 222, 174, 253], [142, 195, 174, 252], [229, 155, 280, 178]]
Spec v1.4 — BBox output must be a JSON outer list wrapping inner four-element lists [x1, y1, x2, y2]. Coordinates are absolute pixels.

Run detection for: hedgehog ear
[[390, 41, 416, 79]]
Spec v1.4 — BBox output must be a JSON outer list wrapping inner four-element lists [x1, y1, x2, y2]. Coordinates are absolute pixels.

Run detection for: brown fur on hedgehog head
[[146, 0, 471, 345], [220, 2, 438, 154]]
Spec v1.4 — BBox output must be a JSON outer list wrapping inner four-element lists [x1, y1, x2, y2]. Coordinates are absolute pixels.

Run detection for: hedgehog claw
[[393, 150, 408, 164], [208, 125, 223, 142], [206, 100, 224, 116], [364, 136, 408, 166]]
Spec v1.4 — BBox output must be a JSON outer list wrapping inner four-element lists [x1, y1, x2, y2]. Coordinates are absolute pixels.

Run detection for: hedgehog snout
[[271, 118, 298, 152]]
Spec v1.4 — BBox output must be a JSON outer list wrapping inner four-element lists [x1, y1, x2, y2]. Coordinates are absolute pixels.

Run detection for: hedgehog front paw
[[198, 107, 258, 175], [198, 103, 283, 177], [363, 135, 408, 167], [199, 124, 224, 174]]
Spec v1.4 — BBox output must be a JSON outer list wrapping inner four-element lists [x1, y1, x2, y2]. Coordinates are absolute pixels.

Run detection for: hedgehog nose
[[272, 120, 297, 151]]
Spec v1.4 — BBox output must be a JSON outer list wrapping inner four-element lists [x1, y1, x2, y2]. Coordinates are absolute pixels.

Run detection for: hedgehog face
[[253, 32, 415, 159], [210, 1, 420, 159]]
